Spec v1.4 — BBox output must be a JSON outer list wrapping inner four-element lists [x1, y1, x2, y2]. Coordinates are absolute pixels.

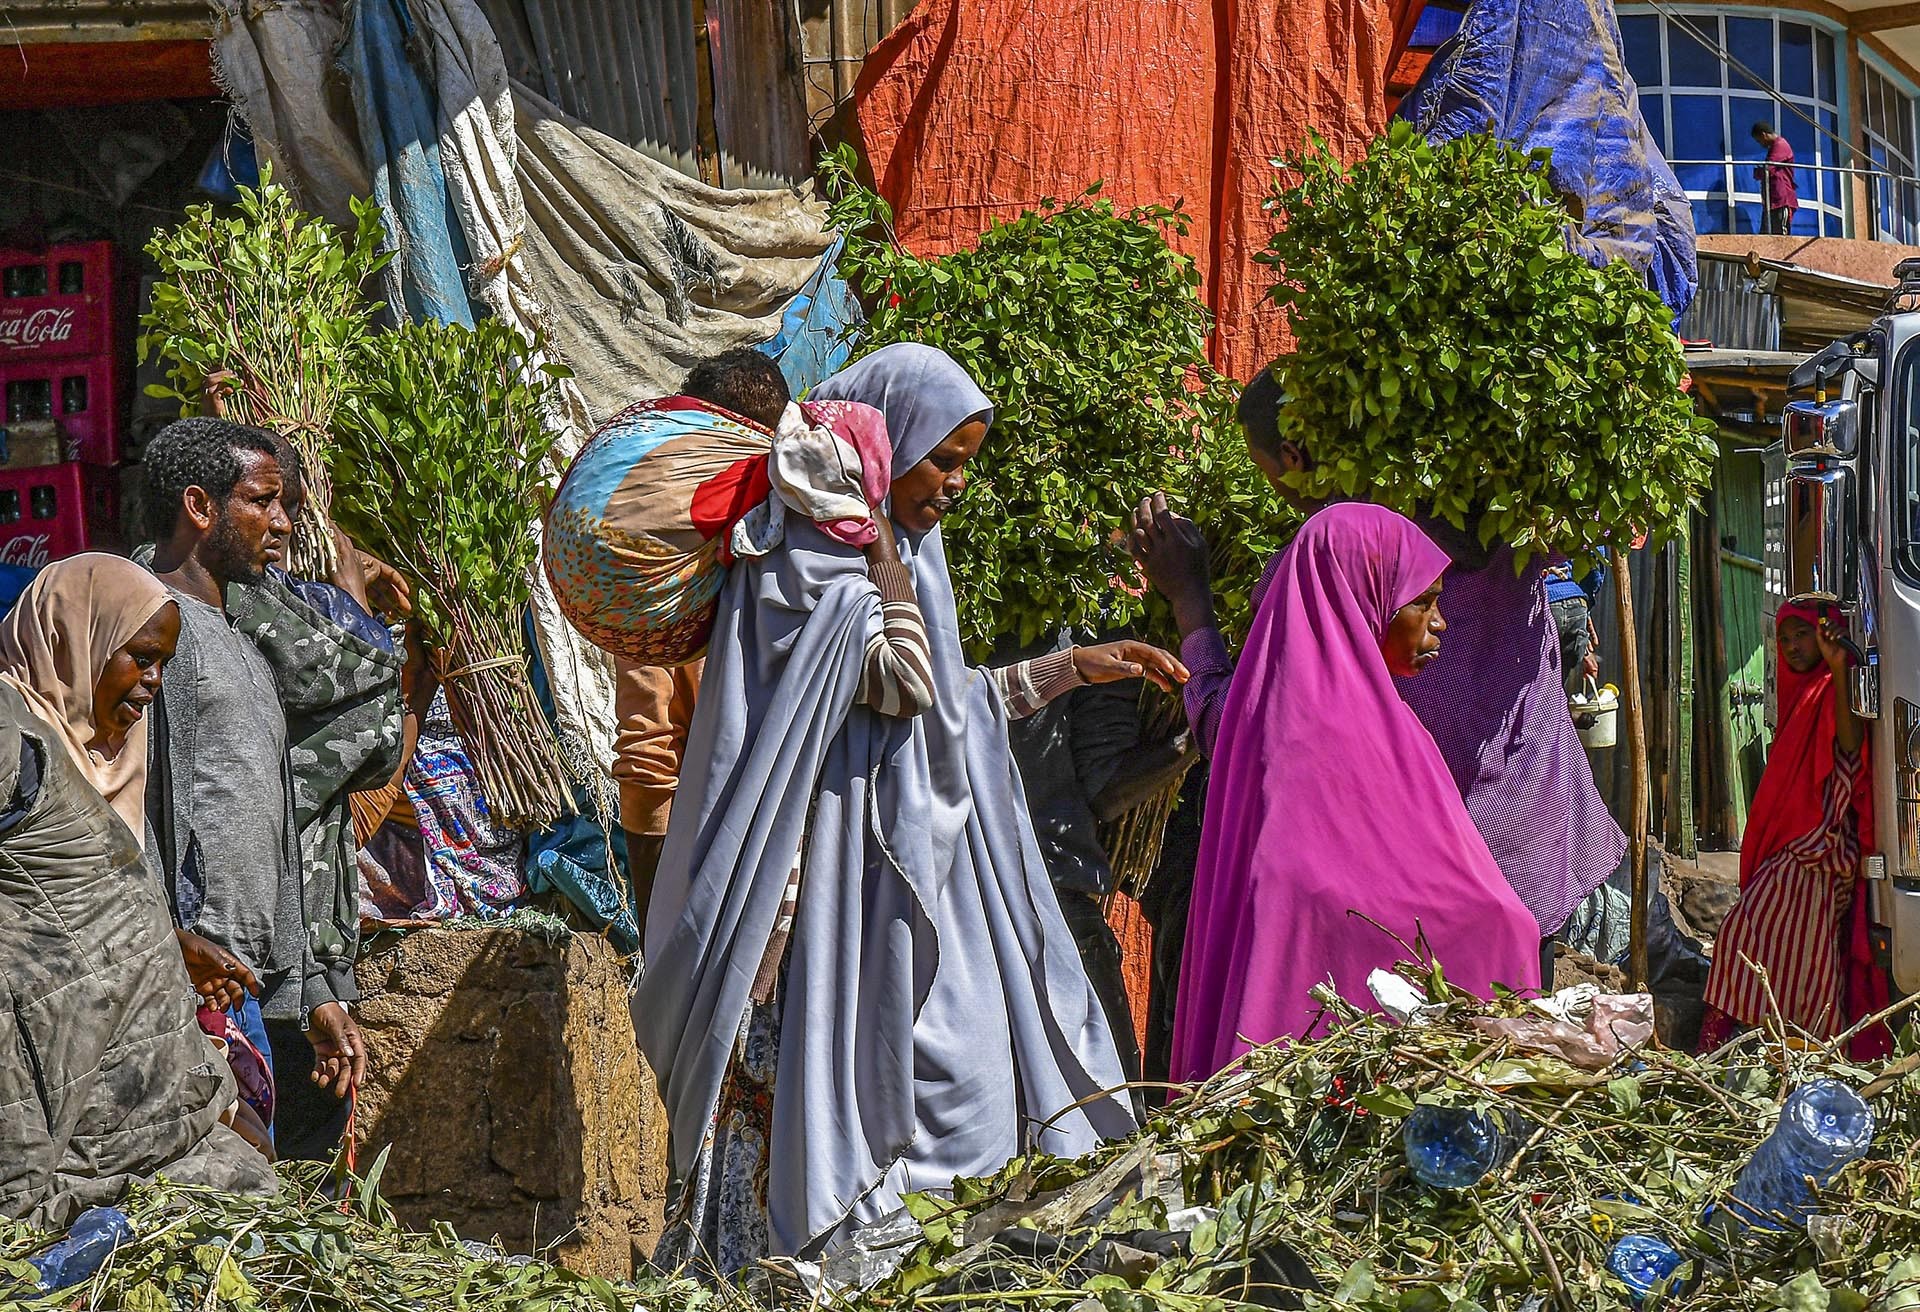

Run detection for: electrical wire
[[1641, 0, 1868, 163]]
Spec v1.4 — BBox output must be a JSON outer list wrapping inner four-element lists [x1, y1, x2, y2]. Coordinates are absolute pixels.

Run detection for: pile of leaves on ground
[[0, 1155, 716, 1312], [14, 974, 1920, 1312], [782, 971, 1920, 1312]]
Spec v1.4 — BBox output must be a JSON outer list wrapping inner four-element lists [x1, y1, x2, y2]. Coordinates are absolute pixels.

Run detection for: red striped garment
[[1702, 743, 1865, 1036]]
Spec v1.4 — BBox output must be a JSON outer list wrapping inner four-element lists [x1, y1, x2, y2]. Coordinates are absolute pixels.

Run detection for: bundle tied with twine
[[331, 316, 574, 832], [139, 172, 390, 579]]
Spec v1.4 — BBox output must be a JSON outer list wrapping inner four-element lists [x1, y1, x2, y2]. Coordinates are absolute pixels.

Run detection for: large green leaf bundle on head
[[823, 147, 1290, 657], [1259, 122, 1718, 563], [140, 174, 389, 580], [331, 318, 574, 831]]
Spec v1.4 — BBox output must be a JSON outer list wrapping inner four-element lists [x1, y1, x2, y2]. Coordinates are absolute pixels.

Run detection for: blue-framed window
[[1863, 58, 1920, 243], [1620, 8, 1846, 237]]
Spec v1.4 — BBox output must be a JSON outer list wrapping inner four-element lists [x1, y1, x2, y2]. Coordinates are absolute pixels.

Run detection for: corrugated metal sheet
[[476, 0, 827, 186], [1763, 260, 1890, 354], [711, 0, 811, 184], [0, 0, 209, 42], [1678, 255, 1781, 352], [476, 0, 705, 173]]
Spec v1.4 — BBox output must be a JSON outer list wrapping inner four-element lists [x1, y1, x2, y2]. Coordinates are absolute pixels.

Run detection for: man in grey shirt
[[143, 418, 365, 1153]]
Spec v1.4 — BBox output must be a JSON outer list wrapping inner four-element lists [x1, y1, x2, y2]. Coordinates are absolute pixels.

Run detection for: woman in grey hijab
[[635, 344, 1184, 1273]]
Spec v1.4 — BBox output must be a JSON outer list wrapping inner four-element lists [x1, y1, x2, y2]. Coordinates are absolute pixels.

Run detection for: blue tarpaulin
[[340, 0, 478, 327], [522, 613, 638, 954], [1397, 0, 1698, 316], [758, 234, 863, 397]]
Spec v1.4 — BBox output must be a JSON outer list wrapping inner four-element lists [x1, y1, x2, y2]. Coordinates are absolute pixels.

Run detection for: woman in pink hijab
[[1171, 503, 1542, 1080]]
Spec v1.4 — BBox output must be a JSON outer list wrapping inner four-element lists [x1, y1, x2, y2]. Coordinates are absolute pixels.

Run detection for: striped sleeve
[[991, 647, 1086, 720], [856, 560, 937, 718]]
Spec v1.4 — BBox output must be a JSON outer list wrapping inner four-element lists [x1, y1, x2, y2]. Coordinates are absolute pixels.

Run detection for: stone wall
[[351, 926, 667, 1277]]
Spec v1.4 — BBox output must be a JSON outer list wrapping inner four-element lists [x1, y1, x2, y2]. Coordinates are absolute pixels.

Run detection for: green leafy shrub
[[1259, 123, 1718, 564], [823, 147, 1290, 655]]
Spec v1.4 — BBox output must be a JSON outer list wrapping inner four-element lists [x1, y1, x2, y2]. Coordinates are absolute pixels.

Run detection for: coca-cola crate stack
[[0, 242, 126, 567], [0, 463, 121, 568], [0, 242, 122, 467], [0, 243, 113, 360]]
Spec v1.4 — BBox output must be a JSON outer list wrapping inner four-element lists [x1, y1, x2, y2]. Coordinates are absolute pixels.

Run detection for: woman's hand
[[1130, 494, 1215, 638], [1073, 641, 1190, 692], [176, 929, 259, 1012], [1817, 615, 1866, 754], [1816, 615, 1853, 676]]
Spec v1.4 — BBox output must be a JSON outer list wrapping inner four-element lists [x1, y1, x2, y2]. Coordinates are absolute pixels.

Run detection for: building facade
[[1621, 0, 1920, 244]]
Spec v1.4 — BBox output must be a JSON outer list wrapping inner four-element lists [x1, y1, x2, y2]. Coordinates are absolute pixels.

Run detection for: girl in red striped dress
[[1699, 602, 1890, 1057]]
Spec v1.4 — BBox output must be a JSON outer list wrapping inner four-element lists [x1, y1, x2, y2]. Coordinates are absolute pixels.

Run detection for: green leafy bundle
[[0, 1156, 715, 1311], [331, 318, 572, 831], [1259, 123, 1718, 564], [823, 147, 1291, 657], [140, 173, 390, 579]]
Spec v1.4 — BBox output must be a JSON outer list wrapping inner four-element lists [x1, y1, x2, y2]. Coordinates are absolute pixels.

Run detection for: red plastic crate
[[0, 353, 122, 466], [0, 462, 122, 567], [0, 242, 115, 363]]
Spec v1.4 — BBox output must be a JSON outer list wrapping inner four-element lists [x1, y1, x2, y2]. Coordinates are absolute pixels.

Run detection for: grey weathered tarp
[[0, 684, 274, 1229], [211, 0, 832, 793]]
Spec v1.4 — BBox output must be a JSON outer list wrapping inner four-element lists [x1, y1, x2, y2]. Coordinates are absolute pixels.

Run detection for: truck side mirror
[[1783, 460, 1858, 606], [1785, 397, 1861, 458]]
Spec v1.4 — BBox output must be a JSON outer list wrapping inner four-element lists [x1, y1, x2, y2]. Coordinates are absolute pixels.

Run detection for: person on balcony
[[1753, 122, 1799, 236]]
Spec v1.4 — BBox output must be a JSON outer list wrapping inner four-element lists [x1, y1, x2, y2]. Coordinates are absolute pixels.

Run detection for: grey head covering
[[809, 342, 995, 480], [635, 344, 1132, 1263]]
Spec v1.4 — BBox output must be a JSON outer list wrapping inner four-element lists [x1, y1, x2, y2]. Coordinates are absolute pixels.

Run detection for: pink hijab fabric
[[1170, 503, 1542, 1080]]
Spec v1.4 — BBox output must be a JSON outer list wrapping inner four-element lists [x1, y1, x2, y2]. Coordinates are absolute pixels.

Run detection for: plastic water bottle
[[1725, 1080, 1875, 1230], [28, 1208, 133, 1291], [1401, 1105, 1524, 1188], [1607, 1235, 1683, 1301]]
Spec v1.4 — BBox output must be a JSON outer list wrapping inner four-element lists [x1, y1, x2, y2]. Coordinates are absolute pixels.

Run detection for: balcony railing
[[1664, 158, 1920, 244]]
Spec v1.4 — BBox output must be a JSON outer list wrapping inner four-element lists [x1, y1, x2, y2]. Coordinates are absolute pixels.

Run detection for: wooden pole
[[1617, 548, 1652, 990]]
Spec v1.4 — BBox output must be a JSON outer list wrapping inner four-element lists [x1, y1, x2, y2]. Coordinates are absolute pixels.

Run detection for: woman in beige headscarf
[[0, 554, 256, 1011], [0, 553, 174, 841], [0, 555, 276, 1220]]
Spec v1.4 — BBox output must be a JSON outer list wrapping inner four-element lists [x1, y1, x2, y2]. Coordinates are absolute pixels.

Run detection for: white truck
[[1773, 263, 1920, 995]]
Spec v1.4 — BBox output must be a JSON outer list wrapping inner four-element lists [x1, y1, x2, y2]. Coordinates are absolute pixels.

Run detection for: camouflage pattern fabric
[[229, 574, 405, 1013], [0, 683, 276, 1227]]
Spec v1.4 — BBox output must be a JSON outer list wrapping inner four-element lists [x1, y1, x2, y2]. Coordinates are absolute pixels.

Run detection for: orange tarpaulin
[[854, 0, 1426, 381]]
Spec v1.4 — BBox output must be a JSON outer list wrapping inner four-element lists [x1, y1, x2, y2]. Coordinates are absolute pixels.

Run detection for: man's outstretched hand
[[307, 1001, 367, 1098]]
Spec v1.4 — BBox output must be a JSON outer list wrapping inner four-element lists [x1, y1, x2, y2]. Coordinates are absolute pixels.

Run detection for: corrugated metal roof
[[475, 0, 822, 186], [477, 0, 703, 166], [1677, 255, 1782, 353], [1679, 252, 1888, 355], [0, 0, 210, 42]]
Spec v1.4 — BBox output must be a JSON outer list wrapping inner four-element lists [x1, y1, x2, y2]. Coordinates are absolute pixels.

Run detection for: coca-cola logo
[[0, 307, 76, 350], [0, 534, 51, 568]]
